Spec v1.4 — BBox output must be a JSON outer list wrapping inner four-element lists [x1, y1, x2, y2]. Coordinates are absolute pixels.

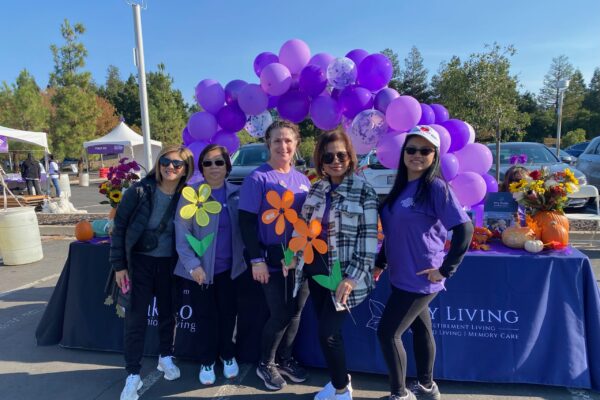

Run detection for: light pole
[[556, 79, 570, 157]]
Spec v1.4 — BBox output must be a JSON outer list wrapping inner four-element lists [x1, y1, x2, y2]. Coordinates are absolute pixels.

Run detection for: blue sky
[[2, 0, 599, 104]]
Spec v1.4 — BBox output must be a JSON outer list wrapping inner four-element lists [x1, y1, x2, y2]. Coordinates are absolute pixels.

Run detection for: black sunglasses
[[322, 151, 349, 164], [159, 156, 185, 169], [202, 159, 226, 168], [404, 147, 435, 156]]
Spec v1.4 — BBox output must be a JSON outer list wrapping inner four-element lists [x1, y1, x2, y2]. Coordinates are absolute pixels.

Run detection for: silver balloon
[[350, 109, 388, 147], [326, 57, 357, 90], [244, 110, 273, 138]]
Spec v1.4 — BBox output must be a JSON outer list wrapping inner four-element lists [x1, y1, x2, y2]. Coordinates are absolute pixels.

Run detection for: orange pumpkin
[[532, 211, 569, 245], [75, 220, 94, 241]]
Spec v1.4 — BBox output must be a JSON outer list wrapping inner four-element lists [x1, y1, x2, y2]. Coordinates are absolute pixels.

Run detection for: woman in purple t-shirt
[[238, 120, 311, 391], [376, 126, 473, 400]]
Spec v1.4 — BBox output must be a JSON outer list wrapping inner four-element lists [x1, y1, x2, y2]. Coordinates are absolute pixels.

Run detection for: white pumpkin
[[524, 240, 544, 253]]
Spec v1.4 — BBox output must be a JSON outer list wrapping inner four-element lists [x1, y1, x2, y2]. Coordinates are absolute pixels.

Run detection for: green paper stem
[[186, 233, 215, 258], [312, 259, 342, 291]]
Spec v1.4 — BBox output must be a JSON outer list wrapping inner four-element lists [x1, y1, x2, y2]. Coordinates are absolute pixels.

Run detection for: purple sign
[[0, 136, 8, 153], [87, 144, 125, 154]]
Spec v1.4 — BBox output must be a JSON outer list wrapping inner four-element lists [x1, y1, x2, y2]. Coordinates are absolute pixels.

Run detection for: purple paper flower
[[509, 154, 528, 165]]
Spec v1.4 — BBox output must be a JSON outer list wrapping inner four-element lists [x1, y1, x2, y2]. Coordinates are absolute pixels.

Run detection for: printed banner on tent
[[0, 136, 8, 153], [87, 144, 125, 154]]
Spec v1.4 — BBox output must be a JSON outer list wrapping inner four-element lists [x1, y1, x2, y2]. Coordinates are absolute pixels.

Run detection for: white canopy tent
[[0, 126, 49, 151], [83, 122, 162, 172]]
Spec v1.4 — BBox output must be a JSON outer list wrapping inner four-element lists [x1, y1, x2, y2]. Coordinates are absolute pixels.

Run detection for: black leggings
[[260, 270, 309, 364], [377, 286, 437, 396], [124, 254, 176, 375]]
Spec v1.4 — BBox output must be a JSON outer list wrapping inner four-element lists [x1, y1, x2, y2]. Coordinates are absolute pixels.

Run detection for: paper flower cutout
[[261, 190, 298, 235], [289, 219, 327, 265], [180, 184, 222, 227], [312, 259, 342, 291], [186, 233, 214, 257]]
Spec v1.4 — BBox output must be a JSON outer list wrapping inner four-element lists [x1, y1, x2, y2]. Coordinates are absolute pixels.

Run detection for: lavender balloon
[[187, 111, 218, 141], [277, 90, 310, 123], [339, 86, 373, 119], [350, 109, 388, 147], [453, 143, 493, 175], [245, 111, 273, 138], [376, 131, 407, 169], [482, 173, 499, 193], [182, 127, 193, 146], [279, 39, 311, 75], [327, 57, 357, 90], [386, 96, 422, 132], [374, 88, 400, 113], [224, 79, 248, 105], [450, 172, 487, 207], [212, 130, 240, 154], [345, 49, 369, 66], [428, 124, 451, 155], [237, 84, 268, 116], [418, 104, 436, 125], [430, 104, 449, 123], [195, 79, 225, 114], [357, 53, 393, 91], [217, 104, 246, 132], [310, 96, 342, 130], [442, 119, 471, 153], [260, 63, 292, 96], [299, 64, 327, 97], [253, 52, 279, 77], [440, 153, 459, 181], [309, 52, 335, 73]]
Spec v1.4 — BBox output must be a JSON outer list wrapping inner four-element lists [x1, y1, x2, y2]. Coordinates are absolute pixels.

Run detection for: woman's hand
[[252, 262, 270, 284], [335, 278, 357, 305], [372, 267, 384, 282], [281, 256, 297, 278], [416, 268, 445, 283], [115, 269, 130, 292], [190, 266, 206, 285]]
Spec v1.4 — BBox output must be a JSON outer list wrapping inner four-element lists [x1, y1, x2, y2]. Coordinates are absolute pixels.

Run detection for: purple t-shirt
[[239, 163, 310, 267], [381, 178, 469, 294], [211, 186, 232, 275], [318, 183, 338, 240]]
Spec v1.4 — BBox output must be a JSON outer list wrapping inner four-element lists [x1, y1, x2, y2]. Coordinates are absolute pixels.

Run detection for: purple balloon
[[442, 119, 471, 153], [450, 172, 487, 207], [277, 90, 310, 123], [440, 153, 459, 181], [195, 79, 225, 114], [310, 96, 342, 130], [430, 104, 450, 123], [299, 64, 327, 97], [471, 202, 484, 227], [374, 88, 400, 113], [418, 104, 435, 125], [376, 131, 407, 169], [182, 127, 193, 146], [237, 84, 268, 116], [429, 124, 451, 155], [267, 95, 280, 109], [187, 140, 211, 164], [330, 88, 341, 100], [224, 80, 247, 105], [212, 130, 240, 154], [345, 49, 369, 66], [187, 112, 217, 141], [385, 96, 422, 132], [350, 109, 388, 147], [338, 86, 373, 119], [217, 104, 246, 132], [279, 39, 311, 75], [453, 143, 493, 175], [260, 63, 292, 96], [327, 57, 357, 89], [466, 122, 476, 144], [357, 53, 393, 91], [308, 53, 334, 73], [482, 173, 499, 193], [253, 52, 279, 77]]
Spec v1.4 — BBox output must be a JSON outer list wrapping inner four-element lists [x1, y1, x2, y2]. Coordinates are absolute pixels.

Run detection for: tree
[[99, 67, 141, 130], [583, 68, 600, 136], [11, 70, 50, 132], [94, 96, 119, 137], [562, 128, 586, 148], [399, 46, 430, 102], [49, 19, 91, 88], [538, 55, 574, 110], [380, 48, 401, 92]]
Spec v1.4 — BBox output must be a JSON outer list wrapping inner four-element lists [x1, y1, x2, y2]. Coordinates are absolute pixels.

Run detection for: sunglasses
[[404, 147, 435, 156], [159, 157, 185, 169], [202, 159, 226, 168], [322, 151, 349, 164]]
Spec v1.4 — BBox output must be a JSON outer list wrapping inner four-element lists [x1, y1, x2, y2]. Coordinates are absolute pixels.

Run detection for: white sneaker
[[335, 389, 353, 399], [199, 363, 216, 385], [222, 357, 239, 379], [157, 355, 181, 381], [314, 375, 353, 400], [120, 374, 142, 400]]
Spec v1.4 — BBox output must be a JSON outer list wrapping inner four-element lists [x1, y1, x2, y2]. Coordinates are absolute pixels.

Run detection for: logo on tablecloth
[[146, 296, 197, 333]]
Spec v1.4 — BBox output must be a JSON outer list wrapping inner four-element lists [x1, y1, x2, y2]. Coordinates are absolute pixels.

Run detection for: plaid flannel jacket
[[293, 174, 379, 309]]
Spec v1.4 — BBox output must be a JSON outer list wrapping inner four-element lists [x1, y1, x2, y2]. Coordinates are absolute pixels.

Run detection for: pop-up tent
[[83, 122, 162, 172], [0, 126, 49, 151]]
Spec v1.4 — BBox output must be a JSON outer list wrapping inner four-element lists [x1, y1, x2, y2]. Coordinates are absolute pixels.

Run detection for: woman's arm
[[345, 186, 379, 283], [109, 185, 141, 271], [439, 221, 474, 278]]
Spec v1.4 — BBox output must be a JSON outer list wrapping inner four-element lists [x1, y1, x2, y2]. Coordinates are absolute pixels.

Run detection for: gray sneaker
[[256, 361, 287, 390], [390, 390, 417, 400], [410, 381, 441, 400]]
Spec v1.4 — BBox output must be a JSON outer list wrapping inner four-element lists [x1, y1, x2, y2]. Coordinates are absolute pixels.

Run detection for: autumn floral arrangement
[[99, 158, 141, 208], [508, 167, 579, 213]]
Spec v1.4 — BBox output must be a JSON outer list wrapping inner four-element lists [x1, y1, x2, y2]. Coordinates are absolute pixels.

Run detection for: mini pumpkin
[[75, 220, 94, 241], [501, 226, 536, 249], [524, 239, 544, 253]]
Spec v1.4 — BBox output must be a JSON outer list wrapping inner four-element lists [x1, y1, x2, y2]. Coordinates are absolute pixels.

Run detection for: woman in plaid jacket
[[289, 129, 379, 400]]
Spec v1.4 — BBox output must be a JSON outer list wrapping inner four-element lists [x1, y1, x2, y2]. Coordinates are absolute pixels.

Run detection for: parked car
[[61, 157, 79, 174], [545, 146, 576, 166], [487, 142, 589, 208], [356, 149, 395, 198], [565, 141, 590, 158], [575, 136, 600, 190]]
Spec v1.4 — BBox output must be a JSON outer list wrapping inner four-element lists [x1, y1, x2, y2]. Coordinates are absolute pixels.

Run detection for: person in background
[[238, 120, 311, 391], [174, 144, 246, 386], [289, 129, 378, 400], [48, 155, 61, 197], [500, 165, 530, 226], [21, 152, 42, 196], [77, 157, 84, 177], [376, 127, 473, 400], [110, 145, 194, 400]]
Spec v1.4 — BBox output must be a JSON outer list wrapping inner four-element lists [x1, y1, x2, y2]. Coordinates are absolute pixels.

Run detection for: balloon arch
[[183, 39, 496, 209]]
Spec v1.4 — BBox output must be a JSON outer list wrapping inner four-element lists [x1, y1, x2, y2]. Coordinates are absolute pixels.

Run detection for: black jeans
[[26, 179, 42, 196], [260, 270, 309, 364], [176, 270, 237, 365], [124, 254, 176, 375], [377, 286, 438, 396]]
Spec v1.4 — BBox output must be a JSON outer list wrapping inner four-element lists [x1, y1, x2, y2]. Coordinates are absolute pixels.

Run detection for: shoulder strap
[[155, 192, 179, 234]]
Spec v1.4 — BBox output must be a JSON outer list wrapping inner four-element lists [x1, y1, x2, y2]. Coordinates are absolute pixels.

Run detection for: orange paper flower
[[261, 190, 298, 235], [289, 219, 328, 264]]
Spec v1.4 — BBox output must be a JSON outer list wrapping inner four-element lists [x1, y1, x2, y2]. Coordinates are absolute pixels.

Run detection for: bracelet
[[250, 257, 265, 264], [252, 262, 265, 268]]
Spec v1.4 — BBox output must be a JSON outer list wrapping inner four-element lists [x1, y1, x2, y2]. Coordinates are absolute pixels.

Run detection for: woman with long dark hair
[[376, 126, 473, 400]]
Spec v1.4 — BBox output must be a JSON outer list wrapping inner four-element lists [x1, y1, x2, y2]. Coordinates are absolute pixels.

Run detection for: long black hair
[[380, 134, 444, 210]]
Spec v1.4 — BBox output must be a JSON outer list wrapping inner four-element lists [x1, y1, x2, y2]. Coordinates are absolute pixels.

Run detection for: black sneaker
[[256, 362, 287, 390], [277, 357, 308, 383], [410, 381, 441, 400]]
